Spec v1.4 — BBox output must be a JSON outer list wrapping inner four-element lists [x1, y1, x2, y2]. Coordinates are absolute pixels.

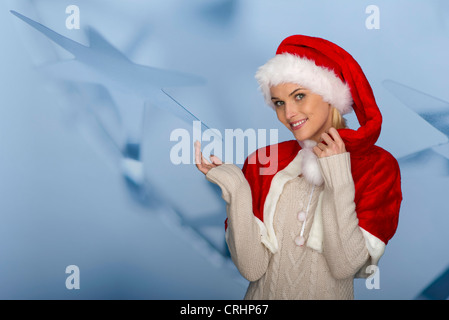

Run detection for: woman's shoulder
[[350, 144, 401, 191], [351, 145, 400, 171]]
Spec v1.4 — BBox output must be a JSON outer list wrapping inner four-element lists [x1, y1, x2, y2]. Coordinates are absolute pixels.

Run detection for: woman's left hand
[[194, 140, 223, 175], [313, 127, 346, 158]]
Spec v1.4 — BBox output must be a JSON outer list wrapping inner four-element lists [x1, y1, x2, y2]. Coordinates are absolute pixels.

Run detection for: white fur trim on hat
[[255, 53, 353, 115]]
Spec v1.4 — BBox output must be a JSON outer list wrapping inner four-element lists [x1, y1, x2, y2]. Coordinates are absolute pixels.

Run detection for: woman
[[195, 35, 402, 299]]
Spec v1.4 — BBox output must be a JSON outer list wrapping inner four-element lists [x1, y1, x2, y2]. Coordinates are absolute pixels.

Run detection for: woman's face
[[270, 82, 332, 143]]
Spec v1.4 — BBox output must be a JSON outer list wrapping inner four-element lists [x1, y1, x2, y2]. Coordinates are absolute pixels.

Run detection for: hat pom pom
[[299, 140, 324, 186]]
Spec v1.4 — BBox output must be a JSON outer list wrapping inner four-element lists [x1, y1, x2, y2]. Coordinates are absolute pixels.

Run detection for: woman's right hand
[[194, 140, 223, 175]]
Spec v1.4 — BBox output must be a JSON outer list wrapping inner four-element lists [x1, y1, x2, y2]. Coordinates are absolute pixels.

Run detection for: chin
[[292, 131, 312, 142]]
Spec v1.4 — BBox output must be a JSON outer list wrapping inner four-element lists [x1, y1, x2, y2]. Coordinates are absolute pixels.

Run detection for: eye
[[274, 100, 284, 107], [295, 93, 305, 100]]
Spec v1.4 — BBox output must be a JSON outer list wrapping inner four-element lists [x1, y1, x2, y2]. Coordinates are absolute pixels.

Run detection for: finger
[[195, 158, 205, 171], [328, 127, 343, 144], [197, 160, 213, 174], [316, 142, 327, 151], [321, 132, 334, 145], [194, 140, 201, 165], [195, 158, 207, 174], [210, 155, 223, 165], [202, 154, 212, 165], [313, 146, 322, 157]]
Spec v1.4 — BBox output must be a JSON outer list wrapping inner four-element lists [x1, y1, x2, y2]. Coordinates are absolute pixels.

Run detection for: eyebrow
[[271, 87, 304, 100]]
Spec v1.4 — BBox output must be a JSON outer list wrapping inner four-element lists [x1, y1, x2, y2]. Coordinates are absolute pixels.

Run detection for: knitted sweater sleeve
[[317, 152, 370, 280], [205, 164, 270, 281]]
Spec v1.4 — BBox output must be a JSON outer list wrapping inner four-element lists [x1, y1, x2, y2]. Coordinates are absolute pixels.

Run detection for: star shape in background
[[6, 0, 449, 299], [11, 9, 233, 268]]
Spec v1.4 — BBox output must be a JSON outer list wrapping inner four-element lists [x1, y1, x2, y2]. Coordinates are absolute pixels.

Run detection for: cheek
[[308, 101, 330, 120], [275, 108, 283, 121], [275, 109, 289, 127], [320, 104, 332, 119]]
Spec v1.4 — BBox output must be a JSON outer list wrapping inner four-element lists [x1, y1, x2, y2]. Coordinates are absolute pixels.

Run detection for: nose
[[284, 101, 297, 120]]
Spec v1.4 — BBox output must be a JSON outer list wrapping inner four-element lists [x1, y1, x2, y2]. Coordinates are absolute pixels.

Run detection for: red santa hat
[[254, 35, 383, 154], [255, 40, 353, 115]]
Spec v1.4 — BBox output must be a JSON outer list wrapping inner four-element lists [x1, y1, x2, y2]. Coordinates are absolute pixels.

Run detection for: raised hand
[[194, 140, 223, 175], [313, 127, 347, 158]]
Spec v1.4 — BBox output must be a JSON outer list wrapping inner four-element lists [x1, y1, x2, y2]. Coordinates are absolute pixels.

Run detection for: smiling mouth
[[290, 118, 308, 131]]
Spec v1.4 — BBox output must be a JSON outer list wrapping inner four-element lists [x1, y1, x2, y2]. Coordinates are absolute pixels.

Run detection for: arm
[[313, 129, 402, 279], [318, 153, 370, 279], [206, 164, 270, 282]]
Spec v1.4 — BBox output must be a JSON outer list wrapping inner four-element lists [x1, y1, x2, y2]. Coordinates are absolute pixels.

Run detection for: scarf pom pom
[[299, 140, 324, 186]]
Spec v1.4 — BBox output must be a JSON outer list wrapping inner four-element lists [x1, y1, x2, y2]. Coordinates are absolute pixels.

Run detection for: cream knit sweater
[[206, 152, 371, 300]]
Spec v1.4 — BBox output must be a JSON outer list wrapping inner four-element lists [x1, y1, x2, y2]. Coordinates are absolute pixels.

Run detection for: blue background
[[1, 0, 448, 299]]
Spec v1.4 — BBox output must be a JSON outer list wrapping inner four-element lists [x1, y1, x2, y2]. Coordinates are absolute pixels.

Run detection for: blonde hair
[[331, 106, 347, 129]]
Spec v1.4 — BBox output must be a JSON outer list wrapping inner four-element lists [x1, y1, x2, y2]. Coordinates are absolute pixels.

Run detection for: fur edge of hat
[[255, 53, 353, 115]]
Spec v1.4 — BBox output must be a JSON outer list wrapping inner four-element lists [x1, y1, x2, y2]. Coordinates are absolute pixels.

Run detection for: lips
[[290, 118, 308, 131]]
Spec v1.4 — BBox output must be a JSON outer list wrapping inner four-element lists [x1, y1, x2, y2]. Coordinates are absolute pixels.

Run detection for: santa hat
[[255, 48, 353, 115], [255, 35, 382, 154]]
